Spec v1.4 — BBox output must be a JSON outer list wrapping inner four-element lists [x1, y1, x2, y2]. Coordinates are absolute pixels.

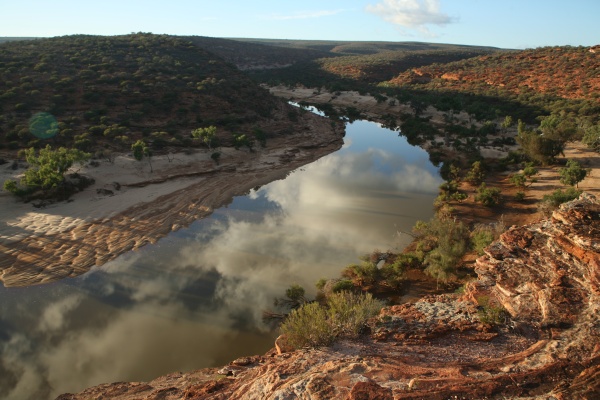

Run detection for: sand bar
[[0, 112, 344, 287]]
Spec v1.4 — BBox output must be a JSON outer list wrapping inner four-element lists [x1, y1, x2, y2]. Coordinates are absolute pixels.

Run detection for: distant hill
[[385, 45, 600, 103], [205, 39, 502, 91], [0, 37, 40, 43], [229, 38, 502, 56], [0, 33, 290, 153], [185, 36, 333, 70]]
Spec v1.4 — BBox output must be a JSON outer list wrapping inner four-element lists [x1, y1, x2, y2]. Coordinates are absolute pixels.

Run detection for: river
[[0, 119, 442, 399]]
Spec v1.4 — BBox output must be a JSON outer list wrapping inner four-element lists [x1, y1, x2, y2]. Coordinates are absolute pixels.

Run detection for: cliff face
[[58, 194, 600, 399]]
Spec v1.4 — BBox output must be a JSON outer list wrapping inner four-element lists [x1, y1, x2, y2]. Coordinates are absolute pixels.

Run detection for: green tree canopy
[[4, 145, 90, 198], [192, 125, 217, 150], [559, 159, 587, 187], [131, 139, 153, 172]]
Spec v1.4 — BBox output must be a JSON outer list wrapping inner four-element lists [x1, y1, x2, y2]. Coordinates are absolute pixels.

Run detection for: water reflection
[[0, 120, 441, 399]]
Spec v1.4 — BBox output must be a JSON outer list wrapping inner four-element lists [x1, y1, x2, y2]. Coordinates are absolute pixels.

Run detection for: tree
[[559, 159, 587, 188], [510, 173, 527, 187], [582, 123, 600, 152], [523, 162, 538, 179], [501, 115, 514, 132], [475, 183, 502, 207], [131, 139, 153, 172], [412, 214, 470, 286], [465, 161, 486, 185], [232, 132, 253, 151], [516, 121, 564, 165], [4, 145, 90, 197], [192, 125, 217, 150]]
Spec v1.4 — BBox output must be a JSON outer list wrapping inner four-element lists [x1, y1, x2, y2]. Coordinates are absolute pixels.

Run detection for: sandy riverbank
[[0, 112, 344, 287], [270, 85, 600, 226], [269, 85, 520, 160]]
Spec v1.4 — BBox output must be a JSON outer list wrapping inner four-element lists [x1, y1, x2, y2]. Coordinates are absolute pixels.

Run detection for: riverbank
[[0, 111, 344, 287], [269, 85, 600, 229]]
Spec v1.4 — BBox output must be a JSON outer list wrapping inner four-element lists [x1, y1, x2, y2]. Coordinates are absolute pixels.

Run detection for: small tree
[[475, 183, 502, 207], [192, 125, 217, 150], [465, 161, 486, 185], [501, 115, 514, 132], [131, 140, 153, 172], [510, 173, 527, 188], [523, 162, 538, 179], [4, 145, 90, 198], [559, 159, 587, 188], [413, 214, 470, 286]]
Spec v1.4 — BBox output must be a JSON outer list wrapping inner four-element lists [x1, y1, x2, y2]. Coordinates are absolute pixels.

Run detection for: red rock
[[60, 194, 600, 399]]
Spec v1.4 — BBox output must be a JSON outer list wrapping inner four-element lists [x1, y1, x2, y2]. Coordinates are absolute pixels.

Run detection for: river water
[[0, 119, 442, 399]]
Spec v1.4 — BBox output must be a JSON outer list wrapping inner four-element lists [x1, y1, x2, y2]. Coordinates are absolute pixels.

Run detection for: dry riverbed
[[0, 111, 344, 287]]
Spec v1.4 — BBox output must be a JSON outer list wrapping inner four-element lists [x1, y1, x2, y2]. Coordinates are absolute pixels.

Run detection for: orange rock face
[[59, 194, 600, 399]]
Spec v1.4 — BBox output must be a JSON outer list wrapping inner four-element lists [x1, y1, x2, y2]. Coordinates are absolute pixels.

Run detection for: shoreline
[[0, 111, 344, 287]]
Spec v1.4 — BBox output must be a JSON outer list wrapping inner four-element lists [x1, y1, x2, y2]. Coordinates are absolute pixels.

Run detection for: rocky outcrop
[[59, 194, 600, 399]]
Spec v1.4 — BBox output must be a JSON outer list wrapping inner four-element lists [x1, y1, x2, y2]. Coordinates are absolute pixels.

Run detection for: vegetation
[[559, 159, 588, 187], [131, 139, 153, 172], [413, 214, 470, 284], [465, 161, 486, 185], [280, 291, 383, 349], [476, 295, 508, 326], [470, 220, 505, 255], [0, 33, 283, 154], [475, 183, 502, 207], [3, 145, 90, 199], [191, 125, 218, 150], [541, 187, 582, 210]]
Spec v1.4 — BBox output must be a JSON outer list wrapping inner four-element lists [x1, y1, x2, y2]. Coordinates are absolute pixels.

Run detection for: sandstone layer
[[59, 193, 599, 399], [0, 111, 344, 287]]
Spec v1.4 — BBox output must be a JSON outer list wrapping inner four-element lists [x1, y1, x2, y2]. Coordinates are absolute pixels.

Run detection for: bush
[[470, 221, 504, 255], [280, 292, 383, 349], [476, 295, 508, 326], [475, 183, 502, 207], [280, 302, 333, 348], [541, 187, 581, 209], [332, 279, 355, 293], [5, 145, 90, 197], [413, 215, 470, 283], [559, 159, 587, 187]]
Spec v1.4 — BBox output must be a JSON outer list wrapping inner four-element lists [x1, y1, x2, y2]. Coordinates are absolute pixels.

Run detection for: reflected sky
[[0, 120, 442, 399]]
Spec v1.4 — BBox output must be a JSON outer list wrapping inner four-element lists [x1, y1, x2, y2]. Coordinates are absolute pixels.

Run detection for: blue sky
[[1, 0, 598, 49]]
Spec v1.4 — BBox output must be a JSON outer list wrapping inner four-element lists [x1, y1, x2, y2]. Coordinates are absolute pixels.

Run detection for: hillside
[[185, 36, 333, 70], [0, 33, 296, 155], [231, 38, 501, 56], [184, 37, 501, 91], [385, 45, 600, 106]]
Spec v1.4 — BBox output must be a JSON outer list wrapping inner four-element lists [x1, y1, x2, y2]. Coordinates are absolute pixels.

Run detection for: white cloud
[[264, 9, 344, 21], [366, 0, 455, 36]]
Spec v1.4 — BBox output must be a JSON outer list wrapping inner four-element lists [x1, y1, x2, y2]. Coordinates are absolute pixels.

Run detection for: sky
[[1, 0, 599, 49]]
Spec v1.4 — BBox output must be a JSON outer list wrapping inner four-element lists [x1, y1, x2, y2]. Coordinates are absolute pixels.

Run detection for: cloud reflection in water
[[0, 119, 441, 399]]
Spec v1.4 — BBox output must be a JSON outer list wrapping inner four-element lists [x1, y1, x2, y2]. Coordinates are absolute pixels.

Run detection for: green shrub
[[280, 292, 383, 349], [341, 262, 379, 286], [332, 279, 355, 293], [509, 173, 527, 187], [413, 215, 470, 283], [476, 295, 508, 325], [559, 159, 588, 187], [475, 183, 502, 207], [280, 302, 333, 348], [471, 225, 497, 255], [541, 187, 581, 209]]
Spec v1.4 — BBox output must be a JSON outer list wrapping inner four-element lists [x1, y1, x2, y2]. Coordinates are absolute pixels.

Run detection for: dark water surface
[[0, 120, 442, 399]]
